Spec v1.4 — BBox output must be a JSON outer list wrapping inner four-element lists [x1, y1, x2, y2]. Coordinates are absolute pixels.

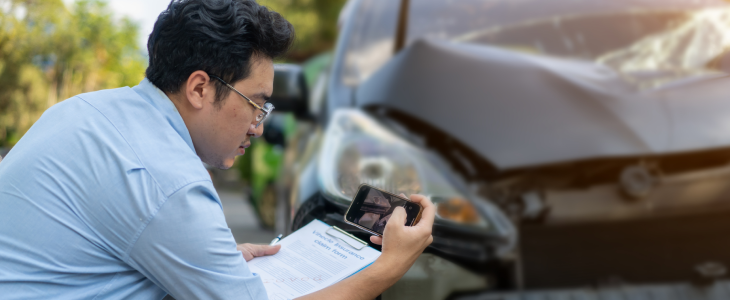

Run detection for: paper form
[[248, 220, 381, 300]]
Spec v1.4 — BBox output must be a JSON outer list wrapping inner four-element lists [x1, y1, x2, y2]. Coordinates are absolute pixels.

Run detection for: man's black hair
[[146, 0, 294, 104]]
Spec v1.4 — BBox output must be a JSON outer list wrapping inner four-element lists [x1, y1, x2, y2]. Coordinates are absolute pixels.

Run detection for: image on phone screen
[[347, 186, 421, 235]]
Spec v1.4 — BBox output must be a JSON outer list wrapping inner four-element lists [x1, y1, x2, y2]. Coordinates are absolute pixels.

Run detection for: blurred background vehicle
[[267, 0, 730, 299]]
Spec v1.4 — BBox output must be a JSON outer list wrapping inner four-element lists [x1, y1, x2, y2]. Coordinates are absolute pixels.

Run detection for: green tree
[[259, 0, 347, 61], [0, 0, 146, 147]]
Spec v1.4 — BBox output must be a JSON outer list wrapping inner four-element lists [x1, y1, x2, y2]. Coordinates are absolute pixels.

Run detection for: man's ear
[[184, 71, 214, 110]]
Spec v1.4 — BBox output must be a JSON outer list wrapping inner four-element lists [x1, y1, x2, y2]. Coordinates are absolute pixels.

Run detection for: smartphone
[[344, 184, 423, 237]]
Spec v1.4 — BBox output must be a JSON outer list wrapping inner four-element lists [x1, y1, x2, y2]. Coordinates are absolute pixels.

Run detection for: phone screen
[[345, 185, 422, 235]]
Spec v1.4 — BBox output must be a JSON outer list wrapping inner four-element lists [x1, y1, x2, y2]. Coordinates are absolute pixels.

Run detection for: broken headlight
[[318, 109, 515, 238]]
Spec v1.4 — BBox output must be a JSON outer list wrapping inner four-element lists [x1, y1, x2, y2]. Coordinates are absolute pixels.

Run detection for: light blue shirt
[[0, 79, 267, 299]]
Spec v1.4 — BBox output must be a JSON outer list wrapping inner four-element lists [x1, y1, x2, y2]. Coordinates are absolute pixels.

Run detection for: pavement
[[217, 187, 277, 244]]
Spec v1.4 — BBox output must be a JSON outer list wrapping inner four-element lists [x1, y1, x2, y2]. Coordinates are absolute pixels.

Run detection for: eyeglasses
[[209, 74, 274, 128]]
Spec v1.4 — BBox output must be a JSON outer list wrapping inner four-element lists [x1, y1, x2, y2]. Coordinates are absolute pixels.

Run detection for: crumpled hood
[[355, 39, 730, 170]]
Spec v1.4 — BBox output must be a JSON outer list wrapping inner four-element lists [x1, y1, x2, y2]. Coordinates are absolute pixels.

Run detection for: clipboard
[[248, 219, 382, 299], [325, 226, 368, 250]]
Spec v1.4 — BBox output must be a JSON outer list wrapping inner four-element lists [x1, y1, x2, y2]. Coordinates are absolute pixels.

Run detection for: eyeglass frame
[[209, 74, 274, 128]]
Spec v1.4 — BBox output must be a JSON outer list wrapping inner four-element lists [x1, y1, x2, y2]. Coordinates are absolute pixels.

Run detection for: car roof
[[410, 0, 728, 29]]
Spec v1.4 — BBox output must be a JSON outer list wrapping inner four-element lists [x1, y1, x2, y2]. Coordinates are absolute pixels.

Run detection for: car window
[[340, 0, 730, 88], [453, 11, 689, 60], [457, 9, 730, 87], [405, 0, 730, 87], [341, 0, 400, 86], [407, 0, 728, 52]]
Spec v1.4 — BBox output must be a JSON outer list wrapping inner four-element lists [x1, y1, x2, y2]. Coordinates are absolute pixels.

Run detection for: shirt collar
[[132, 78, 196, 154]]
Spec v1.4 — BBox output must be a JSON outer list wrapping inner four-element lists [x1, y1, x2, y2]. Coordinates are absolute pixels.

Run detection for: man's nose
[[248, 122, 264, 138]]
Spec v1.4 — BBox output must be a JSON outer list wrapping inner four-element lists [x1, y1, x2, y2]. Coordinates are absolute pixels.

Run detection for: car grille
[[520, 210, 730, 289], [458, 280, 730, 300]]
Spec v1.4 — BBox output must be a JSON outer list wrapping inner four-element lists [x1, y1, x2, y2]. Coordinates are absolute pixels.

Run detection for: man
[[0, 0, 434, 299]]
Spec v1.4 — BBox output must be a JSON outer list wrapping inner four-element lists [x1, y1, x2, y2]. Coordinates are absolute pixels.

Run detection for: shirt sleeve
[[126, 180, 267, 300]]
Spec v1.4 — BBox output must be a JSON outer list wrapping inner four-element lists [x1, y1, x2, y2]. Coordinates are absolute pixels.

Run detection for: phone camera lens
[[408, 206, 412, 210]]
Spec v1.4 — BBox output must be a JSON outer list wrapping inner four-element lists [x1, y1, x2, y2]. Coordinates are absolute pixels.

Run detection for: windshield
[[341, 0, 730, 88], [455, 9, 730, 88], [454, 11, 689, 60]]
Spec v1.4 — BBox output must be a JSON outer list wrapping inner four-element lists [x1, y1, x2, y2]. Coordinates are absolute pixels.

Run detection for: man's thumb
[[388, 206, 407, 227], [263, 244, 281, 255], [252, 244, 281, 257]]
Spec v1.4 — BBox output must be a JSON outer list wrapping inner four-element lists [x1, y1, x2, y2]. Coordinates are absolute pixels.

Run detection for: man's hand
[[296, 194, 435, 300], [370, 194, 435, 279], [236, 243, 281, 261]]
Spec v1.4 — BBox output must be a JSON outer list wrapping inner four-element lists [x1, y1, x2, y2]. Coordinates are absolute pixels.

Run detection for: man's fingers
[[388, 206, 407, 228], [250, 244, 280, 256], [408, 194, 431, 205], [411, 194, 436, 229], [237, 245, 254, 261], [370, 235, 383, 245], [407, 194, 425, 203], [263, 244, 281, 255], [237, 243, 281, 262]]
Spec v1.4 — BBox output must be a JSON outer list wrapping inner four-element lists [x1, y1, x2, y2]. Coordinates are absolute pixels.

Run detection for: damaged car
[[265, 0, 730, 298]]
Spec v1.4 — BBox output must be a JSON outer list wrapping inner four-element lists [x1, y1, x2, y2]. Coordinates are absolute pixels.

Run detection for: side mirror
[[262, 115, 287, 147], [270, 64, 309, 118]]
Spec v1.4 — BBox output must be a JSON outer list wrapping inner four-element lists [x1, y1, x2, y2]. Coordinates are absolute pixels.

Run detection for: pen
[[269, 234, 283, 246]]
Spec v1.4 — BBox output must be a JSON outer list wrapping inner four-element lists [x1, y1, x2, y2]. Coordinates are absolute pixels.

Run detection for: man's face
[[195, 57, 274, 169]]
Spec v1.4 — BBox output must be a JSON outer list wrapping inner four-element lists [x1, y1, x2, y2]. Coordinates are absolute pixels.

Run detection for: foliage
[[0, 0, 345, 147], [258, 0, 347, 61], [0, 0, 146, 147]]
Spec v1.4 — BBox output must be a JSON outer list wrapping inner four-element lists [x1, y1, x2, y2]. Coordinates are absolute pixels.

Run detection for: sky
[[63, 0, 173, 51]]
